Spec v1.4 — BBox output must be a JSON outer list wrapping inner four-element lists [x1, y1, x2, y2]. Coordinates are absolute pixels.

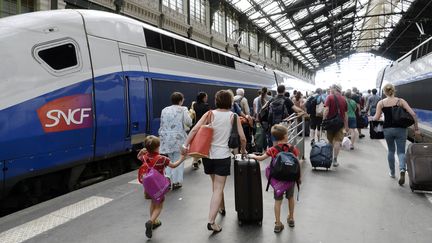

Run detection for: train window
[[417, 45, 424, 59], [212, 52, 220, 65], [226, 57, 235, 68], [204, 49, 212, 62], [144, 28, 162, 50], [219, 54, 226, 66], [197, 47, 205, 61], [161, 35, 175, 53], [37, 43, 78, 70], [187, 43, 197, 58], [175, 39, 187, 56], [429, 41, 432, 55]]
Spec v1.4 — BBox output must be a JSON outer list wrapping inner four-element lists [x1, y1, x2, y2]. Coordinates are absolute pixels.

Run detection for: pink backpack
[[265, 165, 295, 198], [140, 155, 170, 203]]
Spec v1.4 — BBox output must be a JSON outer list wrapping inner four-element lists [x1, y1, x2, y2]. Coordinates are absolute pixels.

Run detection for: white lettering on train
[[45, 108, 92, 127]]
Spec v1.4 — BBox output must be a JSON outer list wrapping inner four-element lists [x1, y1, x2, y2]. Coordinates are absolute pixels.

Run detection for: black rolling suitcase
[[369, 121, 384, 139], [406, 143, 432, 192], [310, 139, 333, 169], [234, 155, 263, 226]]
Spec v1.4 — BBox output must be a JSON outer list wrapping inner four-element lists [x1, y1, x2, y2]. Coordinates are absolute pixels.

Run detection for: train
[[376, 36, 432, 142], [0, 9, 313, 204]]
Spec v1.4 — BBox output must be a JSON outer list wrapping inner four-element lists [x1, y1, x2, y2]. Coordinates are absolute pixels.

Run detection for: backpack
[[305, 95, 317, 115], [268, 145, 300, 182], [268, 97, 289, 125], [315, 95, 325, 117], [234, 96, 244, 108], [265, 144, 301, 200]]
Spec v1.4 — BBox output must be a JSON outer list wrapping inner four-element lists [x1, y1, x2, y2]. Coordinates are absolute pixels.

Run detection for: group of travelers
[[137, 82, 420, 239]]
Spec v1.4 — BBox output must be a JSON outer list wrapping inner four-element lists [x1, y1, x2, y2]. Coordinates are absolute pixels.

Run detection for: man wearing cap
[[323, 84, 348, 167]]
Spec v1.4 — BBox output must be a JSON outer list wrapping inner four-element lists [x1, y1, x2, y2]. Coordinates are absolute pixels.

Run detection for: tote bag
[[188, 111, 214, 158], [392, 99, 414, 128]]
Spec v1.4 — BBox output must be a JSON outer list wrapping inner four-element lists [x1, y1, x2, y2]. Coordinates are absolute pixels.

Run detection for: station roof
[[228, 0, 430, 70]]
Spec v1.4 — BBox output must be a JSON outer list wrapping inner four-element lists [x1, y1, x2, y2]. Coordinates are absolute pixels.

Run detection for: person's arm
[[401, 99, 420, 135], [371, 100, 383, 121], [249, 153, 270, 161], [236, 115, 247, 154], [169, 154, 186, 168], [181, 111, 211, 154], [137, 148, 147, 160], [183, 107, 193, 127]]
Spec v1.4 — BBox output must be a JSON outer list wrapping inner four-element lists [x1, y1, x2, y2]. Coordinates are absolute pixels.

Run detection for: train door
[[119, 43, 149, 147]]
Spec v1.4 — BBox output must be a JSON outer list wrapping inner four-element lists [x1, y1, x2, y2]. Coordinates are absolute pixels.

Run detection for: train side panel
[[0, 11, 94, 196]]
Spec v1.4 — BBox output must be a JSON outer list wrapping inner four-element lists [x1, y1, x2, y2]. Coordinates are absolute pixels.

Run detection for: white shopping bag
[[342, 137, 352, 150]]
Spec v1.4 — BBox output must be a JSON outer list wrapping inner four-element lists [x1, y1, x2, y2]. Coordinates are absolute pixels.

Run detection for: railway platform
[[1, 134, 432, 243]]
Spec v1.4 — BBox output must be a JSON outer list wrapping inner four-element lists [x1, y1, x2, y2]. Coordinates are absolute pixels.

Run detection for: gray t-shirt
[[368, 94, 381, 111]]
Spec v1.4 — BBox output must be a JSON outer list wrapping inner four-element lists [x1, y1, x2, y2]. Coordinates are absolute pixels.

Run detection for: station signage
[[37, 94, 93, 133]]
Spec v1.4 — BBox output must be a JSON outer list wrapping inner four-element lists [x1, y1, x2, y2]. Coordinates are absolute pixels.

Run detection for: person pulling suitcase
[[250, 124, 301, 233]]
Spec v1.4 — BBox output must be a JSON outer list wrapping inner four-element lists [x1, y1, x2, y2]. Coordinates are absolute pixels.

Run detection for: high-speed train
[[0, 9, 312, 202], [376, 36, 432, 142]]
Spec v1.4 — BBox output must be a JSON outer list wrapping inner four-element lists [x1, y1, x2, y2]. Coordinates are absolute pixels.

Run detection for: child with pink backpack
[[249, 124, 301, 233], [137, 135, 185, 239]]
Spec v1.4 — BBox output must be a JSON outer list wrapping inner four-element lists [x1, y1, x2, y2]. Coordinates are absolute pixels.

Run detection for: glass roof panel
[[228, 0, 252, 12], [292, 8, 309, 21], [309, 3, 325, 13], [262, 2, 280, 13], [314, 15, 328, 23]]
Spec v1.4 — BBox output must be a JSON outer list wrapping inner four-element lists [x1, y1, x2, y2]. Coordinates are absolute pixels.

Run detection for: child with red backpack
[[137, 135, 185, 239], [249, 124, 301, 233]]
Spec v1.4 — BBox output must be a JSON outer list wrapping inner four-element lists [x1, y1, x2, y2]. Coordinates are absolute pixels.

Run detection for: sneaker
[[333, 158, 339, 167], [287, 218, 295, 228], [399, 171, 405, 186], [152, 219, 162, 230], [274, 222, 284, 233], [145, 220, 153, 238], [359, 134, 365, 139], [389, 172, 395, 178], [172, 183, 182, 190]]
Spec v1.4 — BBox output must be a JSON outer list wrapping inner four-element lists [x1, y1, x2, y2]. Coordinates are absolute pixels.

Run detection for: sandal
[[152, 219, 162, 230], [274, 222, 284, 233], [207, 222, 222, 233], [218, 208, 226, 216], [287, 218, 295, 228]]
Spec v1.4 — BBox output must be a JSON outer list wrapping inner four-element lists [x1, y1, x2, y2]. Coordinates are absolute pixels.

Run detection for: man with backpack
[[306, 88, 326, 144], [323, 84, 348, 167], [261, 85, 304, 146], [234, 88, 250, 116]]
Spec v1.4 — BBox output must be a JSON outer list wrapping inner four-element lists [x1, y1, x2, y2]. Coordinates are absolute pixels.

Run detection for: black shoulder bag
[[392, 99, 414, 128], [322, 95, 344, 132], [228, 114, 240, 148]]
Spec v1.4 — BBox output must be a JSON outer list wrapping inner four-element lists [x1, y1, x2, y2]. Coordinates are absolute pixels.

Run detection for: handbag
[[139, 155, 170, 204], [228, 114, 240, 149], [392, 99, 414, 128], [322, 95, 344, 132], [188, 111, 214, 158]]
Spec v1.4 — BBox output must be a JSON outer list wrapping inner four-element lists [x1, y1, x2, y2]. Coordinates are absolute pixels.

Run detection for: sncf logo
[[37, 94, 93, 133]]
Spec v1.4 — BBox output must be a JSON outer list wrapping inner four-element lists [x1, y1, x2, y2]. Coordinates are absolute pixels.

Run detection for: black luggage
[[234, 155, 263, 226], [310, 139, 333, 169], [406, 143, 432, 192], [369, 121, 384, 139]]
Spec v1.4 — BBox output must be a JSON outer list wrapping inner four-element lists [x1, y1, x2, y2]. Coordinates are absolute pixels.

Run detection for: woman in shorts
[[182, 90, 247, 233]]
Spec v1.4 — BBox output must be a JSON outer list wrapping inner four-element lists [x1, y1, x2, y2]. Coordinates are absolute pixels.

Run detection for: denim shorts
[[348, 117, 357, 129]]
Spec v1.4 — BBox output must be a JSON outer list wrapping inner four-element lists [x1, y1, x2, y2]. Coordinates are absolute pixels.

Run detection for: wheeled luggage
[[406, 143, 432, 192], [369, 121, 384, 139], [234, 155, 263, 226], [310, 139, 333, 169]]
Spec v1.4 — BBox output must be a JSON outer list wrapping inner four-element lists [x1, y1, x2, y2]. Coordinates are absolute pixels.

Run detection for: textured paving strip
[[0, 196, 112, 243]]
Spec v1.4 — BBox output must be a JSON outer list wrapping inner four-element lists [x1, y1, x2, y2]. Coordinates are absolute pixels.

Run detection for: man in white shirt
[[234, 88, 250, 115]]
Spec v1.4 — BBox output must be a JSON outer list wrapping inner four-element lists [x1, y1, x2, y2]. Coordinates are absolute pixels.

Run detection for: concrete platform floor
[[1, 132, 432, 243]]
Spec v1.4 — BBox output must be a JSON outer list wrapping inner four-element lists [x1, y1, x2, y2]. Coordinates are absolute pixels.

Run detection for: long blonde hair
[[383, 83, 395, 97]]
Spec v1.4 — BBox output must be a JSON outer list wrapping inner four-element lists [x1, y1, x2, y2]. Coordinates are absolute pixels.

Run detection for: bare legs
[[208, 174, 227, 225]]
